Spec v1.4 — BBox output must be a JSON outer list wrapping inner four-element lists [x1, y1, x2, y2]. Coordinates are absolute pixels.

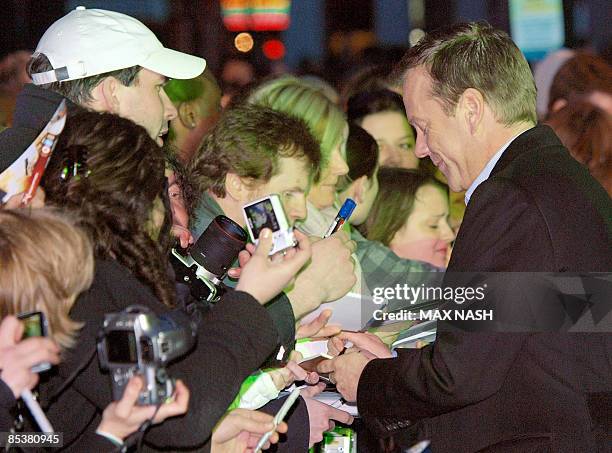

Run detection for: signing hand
[[317, 351, 374, 403]]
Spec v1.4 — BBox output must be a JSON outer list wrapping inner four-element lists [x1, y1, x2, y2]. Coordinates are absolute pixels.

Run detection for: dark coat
[[38, 258, 280, 451], [357, 126, 612, 452]]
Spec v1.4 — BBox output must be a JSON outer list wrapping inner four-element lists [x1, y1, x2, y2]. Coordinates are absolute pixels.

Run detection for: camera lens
[[190, 215, 247, 277]]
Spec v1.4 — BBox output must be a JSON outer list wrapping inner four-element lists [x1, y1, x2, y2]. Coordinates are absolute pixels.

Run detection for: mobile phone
[[243, 194, 297, 256], [17, 311, 51, 373]]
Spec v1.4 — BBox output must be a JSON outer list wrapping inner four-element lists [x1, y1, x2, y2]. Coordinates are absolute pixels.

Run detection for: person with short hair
[[165, 69, 223, 165], [187, 103, 356, 449], [249, 77, 440, 298], [321, 22, 612, 452]]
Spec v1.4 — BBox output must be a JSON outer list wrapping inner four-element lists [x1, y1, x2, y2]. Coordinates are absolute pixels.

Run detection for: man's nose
[[161, 89, 178, 121]]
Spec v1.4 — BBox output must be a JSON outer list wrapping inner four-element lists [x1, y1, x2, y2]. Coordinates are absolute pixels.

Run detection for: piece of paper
[[314, 391, 359, 416], [0, 100, 67, 203], [301, 292, 379, 331]]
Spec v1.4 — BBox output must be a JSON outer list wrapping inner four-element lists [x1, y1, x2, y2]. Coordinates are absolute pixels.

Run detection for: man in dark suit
[[320, 23, 612, 452]]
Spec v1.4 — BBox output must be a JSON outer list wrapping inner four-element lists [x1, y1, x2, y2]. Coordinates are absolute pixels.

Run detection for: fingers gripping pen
[[323, 198, 356, 238]]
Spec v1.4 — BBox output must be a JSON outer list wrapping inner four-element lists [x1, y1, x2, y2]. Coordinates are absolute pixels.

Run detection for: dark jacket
[[38, 258, 279, 451], [357, 126, 612, 452]]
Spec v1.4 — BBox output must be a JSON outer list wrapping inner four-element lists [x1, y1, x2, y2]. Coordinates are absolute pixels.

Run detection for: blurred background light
[[234, 32, 254, 52], [262, 39, 285, 60]]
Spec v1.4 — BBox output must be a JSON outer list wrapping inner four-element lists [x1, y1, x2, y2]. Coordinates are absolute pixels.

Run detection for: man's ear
[[459, 88, 485, 135], [96, 76, 122, 114], [178, 101, 199, 129], [550, 98, 567, 114], [224, 173, 254, 202]]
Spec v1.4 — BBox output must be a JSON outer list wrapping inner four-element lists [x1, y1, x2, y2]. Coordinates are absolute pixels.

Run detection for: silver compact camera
[[243, 194, 297, 256], [97, 306, 196, 405]]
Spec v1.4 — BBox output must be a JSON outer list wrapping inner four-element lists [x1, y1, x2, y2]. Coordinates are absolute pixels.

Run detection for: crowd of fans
[[0, 6, 610, 453]]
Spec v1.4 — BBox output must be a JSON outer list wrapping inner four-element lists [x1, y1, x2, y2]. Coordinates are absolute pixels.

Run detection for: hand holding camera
[[236, 228, 312, 305], [97, 376, 189, 443], [97, 306, 196, 406], [0, 316, 60, 398]]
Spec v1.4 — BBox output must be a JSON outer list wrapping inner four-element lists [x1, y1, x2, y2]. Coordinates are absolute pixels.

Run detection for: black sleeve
[[263, 293, 296, 363], [144, 290, 280, 449], [0, 379, 16, 432], [198, 395, 310, 453], [358, 181, 538, 420], [43, 260, 279, 450], [357, 332, 527, 420], [258, 395, 310, 452]]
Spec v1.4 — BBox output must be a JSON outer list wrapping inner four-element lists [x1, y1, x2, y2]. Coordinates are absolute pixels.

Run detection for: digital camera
[[97, 306, 196, 405], [171, 215, 248, 303], [243, 194, 297, 256]]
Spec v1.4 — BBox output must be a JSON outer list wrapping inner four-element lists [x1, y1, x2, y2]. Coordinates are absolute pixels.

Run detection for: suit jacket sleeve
[[358, 179, 546, 420]]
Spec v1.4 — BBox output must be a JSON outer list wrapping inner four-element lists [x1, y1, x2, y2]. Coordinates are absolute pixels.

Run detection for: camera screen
[[18, 312, 44, 338], [245, 199, 280, 239], [106, 331, 138, 364]]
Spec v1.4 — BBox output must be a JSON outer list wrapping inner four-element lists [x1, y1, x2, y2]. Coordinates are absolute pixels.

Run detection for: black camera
[[171, 215, 248, 303], [97, 306, 196, 405]]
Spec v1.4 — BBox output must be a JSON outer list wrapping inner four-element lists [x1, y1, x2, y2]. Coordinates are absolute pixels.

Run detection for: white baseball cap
[[31, 6, 206, 85]]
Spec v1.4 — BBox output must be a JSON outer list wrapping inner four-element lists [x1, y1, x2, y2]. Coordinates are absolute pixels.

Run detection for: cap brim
[[140, 47, 206, 80]]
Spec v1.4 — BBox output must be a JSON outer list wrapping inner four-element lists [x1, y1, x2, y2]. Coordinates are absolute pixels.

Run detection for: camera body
[[243, 194, 297, 256], [171, 215, 248, 303], [97, 306, 196, 405]]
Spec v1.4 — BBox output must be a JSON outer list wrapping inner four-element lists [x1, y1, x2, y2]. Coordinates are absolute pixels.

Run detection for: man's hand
[[0, 316, 60, 398], [327, 331, 392, 359], [317, 351, 374, 403], [97, 377, 189, 441], [301, 383, 354, 447], [287, 231, 357, 319], [236, 229, 311, 305], [211, 408, 288, 453], [296, 309, 341, 340]]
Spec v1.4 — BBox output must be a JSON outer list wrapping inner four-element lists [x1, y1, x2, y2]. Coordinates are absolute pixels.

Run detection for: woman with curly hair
[[39, 110, 310, 451]]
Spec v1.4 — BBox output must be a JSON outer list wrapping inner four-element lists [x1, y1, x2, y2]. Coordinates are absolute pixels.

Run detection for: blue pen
[[324, 198, 357, 238]]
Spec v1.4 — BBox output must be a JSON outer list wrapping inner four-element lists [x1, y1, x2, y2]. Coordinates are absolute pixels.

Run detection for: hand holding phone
[[17, 311, 52, 372], [243, 194, 297, 256]]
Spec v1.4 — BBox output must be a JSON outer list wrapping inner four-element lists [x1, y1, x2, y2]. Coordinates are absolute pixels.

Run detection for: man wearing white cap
[[1, 6, 206, 175], [29, 6, 205, 144]]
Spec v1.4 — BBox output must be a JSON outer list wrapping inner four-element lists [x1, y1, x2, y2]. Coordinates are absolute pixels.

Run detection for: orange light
[[262, 39, 285, 60], [234, 32, 254, 52]]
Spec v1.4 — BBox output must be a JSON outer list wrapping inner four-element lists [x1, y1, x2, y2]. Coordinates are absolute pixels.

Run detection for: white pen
[[254, 387, 301, 453]]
